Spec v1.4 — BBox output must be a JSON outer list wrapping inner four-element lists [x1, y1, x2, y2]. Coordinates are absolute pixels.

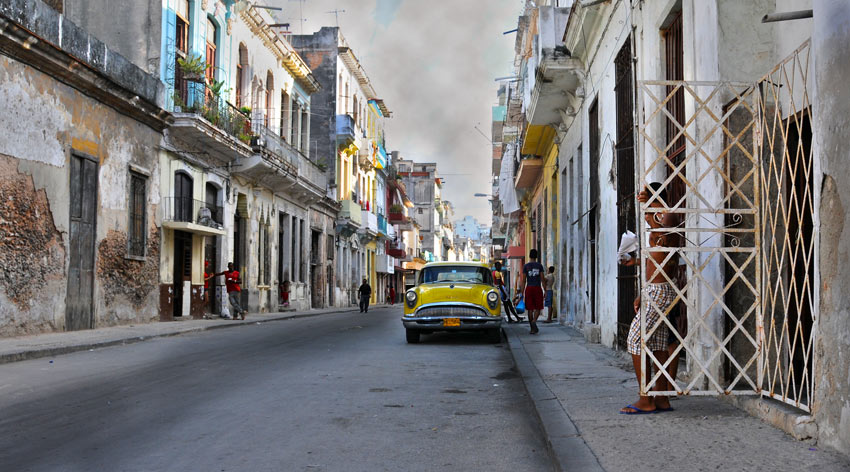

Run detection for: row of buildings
[[0, 0, 472, 335], [491, 0, 850, 455]]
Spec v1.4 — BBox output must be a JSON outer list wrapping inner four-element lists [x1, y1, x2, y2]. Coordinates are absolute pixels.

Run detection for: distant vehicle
[[401, 262, 502, 344]]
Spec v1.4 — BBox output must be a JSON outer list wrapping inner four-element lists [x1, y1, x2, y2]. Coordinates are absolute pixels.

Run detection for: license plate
[[443, 318, 461, 327]]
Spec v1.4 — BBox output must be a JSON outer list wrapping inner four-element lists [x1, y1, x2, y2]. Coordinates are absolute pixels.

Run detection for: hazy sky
[[273, 0, 522, 225]]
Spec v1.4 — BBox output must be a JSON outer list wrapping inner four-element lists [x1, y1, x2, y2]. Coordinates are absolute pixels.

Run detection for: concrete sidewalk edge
[[0, 307, 361, 365], [503, 326, 605, 472]]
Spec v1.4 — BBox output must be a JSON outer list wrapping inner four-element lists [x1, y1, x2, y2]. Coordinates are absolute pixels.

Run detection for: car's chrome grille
[[416, 305, 488, 317]]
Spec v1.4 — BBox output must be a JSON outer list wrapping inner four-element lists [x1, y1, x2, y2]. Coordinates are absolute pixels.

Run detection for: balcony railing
[[377, 214, 387, 234], [173, 83, 251, 143], [336, 114, 356, 142], [162, 197, 224, 228]]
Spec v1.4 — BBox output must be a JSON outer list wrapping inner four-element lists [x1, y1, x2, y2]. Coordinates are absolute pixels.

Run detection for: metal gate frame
[[634, 40, 817, 412], [636, 80, 762, 398]]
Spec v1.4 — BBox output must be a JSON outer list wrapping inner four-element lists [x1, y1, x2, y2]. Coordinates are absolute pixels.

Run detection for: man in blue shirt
[[520, 249, 546, 334]]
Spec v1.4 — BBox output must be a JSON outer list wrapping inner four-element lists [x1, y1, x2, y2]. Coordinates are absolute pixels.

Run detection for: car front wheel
[[486, 328, 502, 343], [406, 329, 420, 344]]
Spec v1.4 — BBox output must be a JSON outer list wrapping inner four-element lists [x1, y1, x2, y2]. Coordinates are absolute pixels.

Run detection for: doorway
[[310, 230, 321, 308], [66, 153, 98, 331], [615, 39, 638, 349], [173, 230, 192, 318], [588, 99, 600, 325]]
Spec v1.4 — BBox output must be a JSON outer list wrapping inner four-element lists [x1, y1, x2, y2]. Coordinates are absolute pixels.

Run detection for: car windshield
[[419, 266, 492, 285]]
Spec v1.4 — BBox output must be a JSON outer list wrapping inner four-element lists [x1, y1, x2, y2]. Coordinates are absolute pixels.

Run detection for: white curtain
[[498, 143, 520, 214]]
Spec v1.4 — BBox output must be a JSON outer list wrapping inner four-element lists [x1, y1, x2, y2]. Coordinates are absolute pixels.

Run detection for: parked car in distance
[[401, 262, 502, 343]]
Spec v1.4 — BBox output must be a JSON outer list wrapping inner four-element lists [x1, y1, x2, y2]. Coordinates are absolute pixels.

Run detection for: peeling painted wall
[[812, 0, 850, 456], [0, 53, 162, 335]]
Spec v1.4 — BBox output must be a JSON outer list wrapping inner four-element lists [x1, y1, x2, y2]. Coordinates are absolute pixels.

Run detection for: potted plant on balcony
[[177, 54, 208, 82], [389, 204, 404, 213]]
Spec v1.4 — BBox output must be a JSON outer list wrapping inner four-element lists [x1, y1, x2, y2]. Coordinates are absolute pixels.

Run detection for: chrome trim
[[413, 302, 487, 316]]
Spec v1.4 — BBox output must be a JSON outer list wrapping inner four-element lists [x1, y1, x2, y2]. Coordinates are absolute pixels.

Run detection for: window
[[663, 11, 685, 206], [265, 72, 274, 128], [280, 90, 289, 138], [353, 96, 358, 124], [128, 172, 147, 257], [290, 100, 300, 144], [176, 0, 190, 54], [236, 43, 248, 108], [205, 17, 217, 99], [174, 0, 191, 105]]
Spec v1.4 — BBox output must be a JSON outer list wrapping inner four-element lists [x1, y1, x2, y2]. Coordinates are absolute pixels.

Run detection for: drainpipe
[[761, 10, 813, 23]]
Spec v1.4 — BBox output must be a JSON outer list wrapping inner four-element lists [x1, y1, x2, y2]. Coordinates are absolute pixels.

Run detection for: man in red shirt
[[215, 262, 245, 320]]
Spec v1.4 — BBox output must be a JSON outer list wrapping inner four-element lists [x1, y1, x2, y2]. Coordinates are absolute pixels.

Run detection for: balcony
[[377, 214, 388, 236], [170, 84, 253, 162], [162, 197, 226, 236], [514, 157, 544, 189], [525, 7, 583, 127], [387, 239, 406, 259], [235, 124, 327, 203], [376, 254, 395, 274], [336, 114, 356, 145], [361, 210, 378, 235], [502, 244, 526, 260], [335, 198, 361, 237]]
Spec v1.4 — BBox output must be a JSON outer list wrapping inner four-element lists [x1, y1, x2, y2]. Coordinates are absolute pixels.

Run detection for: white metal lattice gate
[[635, 41, 816, 412]]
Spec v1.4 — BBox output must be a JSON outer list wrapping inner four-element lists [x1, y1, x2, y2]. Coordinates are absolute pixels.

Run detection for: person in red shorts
[[520, 249, 546, 334]]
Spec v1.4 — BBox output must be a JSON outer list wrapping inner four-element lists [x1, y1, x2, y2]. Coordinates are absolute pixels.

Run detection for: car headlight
[[405, 290, 418, 308], [486, 291, 499, 310]]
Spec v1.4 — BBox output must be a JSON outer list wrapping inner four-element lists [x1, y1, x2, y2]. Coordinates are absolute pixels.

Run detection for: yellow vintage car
[[401, 261, 502, 344]]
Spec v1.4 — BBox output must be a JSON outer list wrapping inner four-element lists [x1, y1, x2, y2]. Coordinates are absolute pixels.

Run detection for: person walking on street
[[215, 262, 245, 320], [388, 285, 396, 305], [358, 278, 372, 313], [493, 261, 521, 322], [520, 249, 546, 334], [543, 266, 556, 323]]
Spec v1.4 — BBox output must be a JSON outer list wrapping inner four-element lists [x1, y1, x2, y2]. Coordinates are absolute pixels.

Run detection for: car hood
[[416, 282, 493, 305]]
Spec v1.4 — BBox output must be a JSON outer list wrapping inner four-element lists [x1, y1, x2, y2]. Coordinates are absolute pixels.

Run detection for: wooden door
[[66, 154, 98, 331]]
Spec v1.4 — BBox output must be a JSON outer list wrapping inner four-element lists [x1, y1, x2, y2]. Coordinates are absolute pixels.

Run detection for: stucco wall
[[812, 0, 850, 456], [0, 54, 162, 335]]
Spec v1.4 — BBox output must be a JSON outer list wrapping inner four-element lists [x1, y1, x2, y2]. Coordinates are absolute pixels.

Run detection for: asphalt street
[[0, 306, 552, 472]]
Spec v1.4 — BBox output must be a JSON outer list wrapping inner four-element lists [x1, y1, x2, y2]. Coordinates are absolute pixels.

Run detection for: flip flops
[[619, 404, 657, 415]]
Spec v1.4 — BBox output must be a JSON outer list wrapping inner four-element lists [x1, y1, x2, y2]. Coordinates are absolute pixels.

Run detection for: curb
[[503, 326, 605, 472], [0, 307, 360, 365]]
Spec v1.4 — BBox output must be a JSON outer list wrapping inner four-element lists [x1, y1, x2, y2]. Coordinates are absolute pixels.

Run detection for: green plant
[[177, 54, 208, 78], [171, 91, 186, 109], [238, 132, 252, 144], [389, 204, 404, 213], [239, 106, 252, 115], [208, 78, 229, 97], [317, 162, 328, 171]]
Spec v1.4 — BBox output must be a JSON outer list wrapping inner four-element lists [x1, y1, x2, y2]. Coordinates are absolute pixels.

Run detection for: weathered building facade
[[291, 27, 394, 307], [0, 0, 170, 335], [494, 0, 850, 457]]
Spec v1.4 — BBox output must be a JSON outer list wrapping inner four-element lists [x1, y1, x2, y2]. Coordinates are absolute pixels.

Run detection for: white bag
[[617, 231, 638, 263]]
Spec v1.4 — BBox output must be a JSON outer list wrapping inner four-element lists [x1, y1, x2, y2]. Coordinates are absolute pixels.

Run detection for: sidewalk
[[503, 322, 850, 472], [0, 304, 376, 365]]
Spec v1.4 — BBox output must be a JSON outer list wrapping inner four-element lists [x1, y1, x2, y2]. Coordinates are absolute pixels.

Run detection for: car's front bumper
[[402, 302, 501, 330], [402, 317, 502, 330]]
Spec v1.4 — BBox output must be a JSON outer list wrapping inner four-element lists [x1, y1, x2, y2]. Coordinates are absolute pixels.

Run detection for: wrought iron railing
[[163, 197, 224, 228], [173, 83, 252, 142]]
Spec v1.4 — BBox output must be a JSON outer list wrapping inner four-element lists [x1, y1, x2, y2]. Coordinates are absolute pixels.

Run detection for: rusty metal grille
[[637, 80, 761, 397], [757, 40, 816, 412]]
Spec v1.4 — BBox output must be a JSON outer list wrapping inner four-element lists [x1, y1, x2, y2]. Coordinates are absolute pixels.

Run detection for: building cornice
[[0, 7, 171, 131]]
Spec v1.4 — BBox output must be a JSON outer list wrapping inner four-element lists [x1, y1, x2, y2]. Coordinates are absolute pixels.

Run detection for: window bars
[[634, 40, 816, 412]]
